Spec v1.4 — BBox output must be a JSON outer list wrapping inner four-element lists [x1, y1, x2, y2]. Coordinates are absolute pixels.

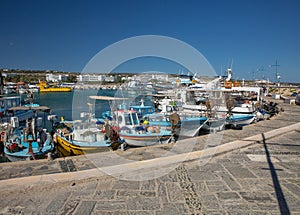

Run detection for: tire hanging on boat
[[169, 112, 181, 132], [105, 123, 120, 150], [205, 99, 214, 117], [225, 94, 235, 115]]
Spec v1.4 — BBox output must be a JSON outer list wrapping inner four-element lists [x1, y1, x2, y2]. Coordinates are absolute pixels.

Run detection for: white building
[[105, 75, 116, 82], [46, 73, 69, 82], [76, 74, 106, 82], [133, 73, 169, 82]]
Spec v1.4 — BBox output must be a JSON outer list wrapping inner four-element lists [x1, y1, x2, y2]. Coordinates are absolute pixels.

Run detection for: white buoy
[[47, 152, 52, 161], [121, 143, 125, 151]]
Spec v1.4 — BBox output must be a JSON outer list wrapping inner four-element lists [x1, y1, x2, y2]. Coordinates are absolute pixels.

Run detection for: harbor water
[[36, 89, 115, 120], [30, 89, 153, 126]]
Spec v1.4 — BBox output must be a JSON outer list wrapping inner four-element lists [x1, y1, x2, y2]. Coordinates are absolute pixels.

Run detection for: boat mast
[[271, 60, 281, 95], [0, 71, 4, 96]]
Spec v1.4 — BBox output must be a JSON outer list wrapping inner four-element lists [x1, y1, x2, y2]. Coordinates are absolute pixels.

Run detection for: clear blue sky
[[1, 0, 299, 83]]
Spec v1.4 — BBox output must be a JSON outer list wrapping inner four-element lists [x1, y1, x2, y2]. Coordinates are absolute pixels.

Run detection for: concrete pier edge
[[1, 121, 299, 189]]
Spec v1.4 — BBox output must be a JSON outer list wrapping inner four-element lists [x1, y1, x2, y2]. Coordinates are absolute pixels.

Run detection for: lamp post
[[270, 60, 280, 96]]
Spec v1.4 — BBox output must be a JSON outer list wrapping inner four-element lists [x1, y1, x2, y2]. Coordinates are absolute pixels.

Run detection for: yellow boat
[[38, 81, 72, 92], [55, 135, 111, 156], [53, 121, 116, 157]]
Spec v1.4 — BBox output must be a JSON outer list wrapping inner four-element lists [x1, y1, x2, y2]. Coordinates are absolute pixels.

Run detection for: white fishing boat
[[182, 87, 261, 115], [226, 113, 256, 126]]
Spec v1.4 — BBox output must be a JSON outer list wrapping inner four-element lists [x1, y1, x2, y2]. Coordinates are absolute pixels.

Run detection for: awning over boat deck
[[8, 106, 51, 112], [89, 96, 129, 100]]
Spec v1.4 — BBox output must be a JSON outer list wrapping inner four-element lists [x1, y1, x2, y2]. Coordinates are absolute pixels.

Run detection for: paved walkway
[[0, 100, 300, 214]]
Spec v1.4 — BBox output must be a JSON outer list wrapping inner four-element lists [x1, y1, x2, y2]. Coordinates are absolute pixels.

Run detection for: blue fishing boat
[[89, 96, 176, 147], [113, 109, 172, 147], [144, 113, 208, 137], [129, 100, 155, 118], [3, 126, 54, 162], [122, 98, 208, 137], [119, 127, 172, 147]]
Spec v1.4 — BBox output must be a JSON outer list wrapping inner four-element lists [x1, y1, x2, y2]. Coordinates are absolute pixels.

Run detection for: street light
[[270, 60, 280, 96]]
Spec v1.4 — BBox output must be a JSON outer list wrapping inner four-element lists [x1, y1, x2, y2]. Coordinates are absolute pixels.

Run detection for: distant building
[[151, 73, 169, 81], [105, 75, 115, 82], [76, 74, 106, 82], [46, 73, 69, 82], [133, 73, 169, 82]]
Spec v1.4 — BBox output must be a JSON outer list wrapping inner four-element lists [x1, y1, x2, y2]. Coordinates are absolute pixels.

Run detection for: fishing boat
[[119, 127, 172, 147], [53, 97, 125, 156], [38, 81, 72, 92], [3, 120, 54, 162], [53, 119, 118, 157], [226, 113, 256, 126], [114, 109, 172, 147], [129, 99, 155, 117], [144, 113, 208, 137], [0, 96, 36, 124], [88, 96, 185, 146], [127, 97, 208, 137], [182, 87, 261, 115]]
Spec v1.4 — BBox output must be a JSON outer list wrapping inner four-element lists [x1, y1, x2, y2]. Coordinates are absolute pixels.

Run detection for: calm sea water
[[29, 89, 152, 122], [33, 89, 115, 120]]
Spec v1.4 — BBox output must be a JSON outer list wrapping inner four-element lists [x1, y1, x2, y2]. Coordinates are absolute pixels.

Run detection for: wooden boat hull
[[119, 130, 171, 147], [4, 150, 51, 162], [147, 114, 208, 137], [55, 135, 111, 157], [226, 114, 256, 126], [182, 104, 256, 115], [4, 135, 54, 162]]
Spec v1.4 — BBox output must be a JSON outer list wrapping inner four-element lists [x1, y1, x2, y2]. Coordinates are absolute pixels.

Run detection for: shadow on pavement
[[261, 133, 290, 215]]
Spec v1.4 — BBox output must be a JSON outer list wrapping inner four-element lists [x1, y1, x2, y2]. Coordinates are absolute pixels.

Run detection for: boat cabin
[[114, 110, 140, 127]]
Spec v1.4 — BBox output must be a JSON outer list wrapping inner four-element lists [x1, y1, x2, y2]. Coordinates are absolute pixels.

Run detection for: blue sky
[[0, 0, 299, 83]]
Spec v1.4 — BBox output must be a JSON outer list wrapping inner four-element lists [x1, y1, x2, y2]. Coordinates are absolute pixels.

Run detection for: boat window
[[12, 100, 17, 107], [141, 109, 147, 116], [124, 113, 139, 125], [124, 115, 131, 125], [131, 113, 138, 125]]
